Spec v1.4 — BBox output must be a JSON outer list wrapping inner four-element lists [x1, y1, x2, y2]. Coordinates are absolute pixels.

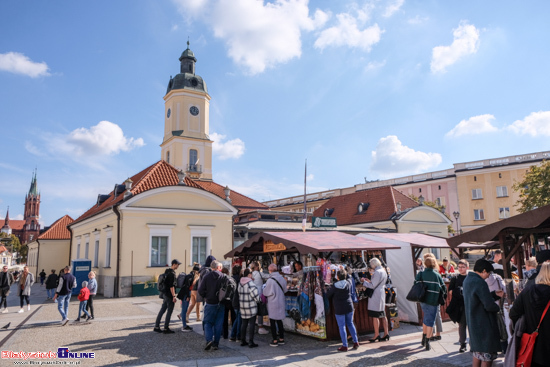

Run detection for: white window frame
[[76, 236, 82, 259], [496, 186, 508, 198], [83, 234, 90, 259], [474, 209, 485, 221], [92, 230, 100, 268], [189, 226, 214, 267], [472, 189, 483, 200], [104, 226, 113, 268], [147, 224, 175, 267], [499, 207, 510, 219]]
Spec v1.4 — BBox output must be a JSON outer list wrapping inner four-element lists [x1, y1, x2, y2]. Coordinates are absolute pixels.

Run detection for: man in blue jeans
[[53, 266, 77, 326], [198, 260, 225, 350]]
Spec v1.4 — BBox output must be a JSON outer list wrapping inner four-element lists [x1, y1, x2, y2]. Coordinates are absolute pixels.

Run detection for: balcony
[[186, 164, 203, 174]]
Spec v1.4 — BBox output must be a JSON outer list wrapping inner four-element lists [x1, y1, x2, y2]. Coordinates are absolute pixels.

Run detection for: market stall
[[356, 233, 486, 325], [224, 231, 400, 340]]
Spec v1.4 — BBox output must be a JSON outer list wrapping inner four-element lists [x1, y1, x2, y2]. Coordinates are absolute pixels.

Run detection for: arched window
[[189, 149, 198, 171], [166, 151, 170, 164]]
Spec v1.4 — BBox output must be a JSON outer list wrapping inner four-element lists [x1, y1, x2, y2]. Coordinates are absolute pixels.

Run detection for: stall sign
[[312, 216, 337, 228], [263, 240, 286, 252]]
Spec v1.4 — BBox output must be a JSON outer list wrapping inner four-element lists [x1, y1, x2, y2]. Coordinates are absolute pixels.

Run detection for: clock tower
[[161, 41, 213, 180]]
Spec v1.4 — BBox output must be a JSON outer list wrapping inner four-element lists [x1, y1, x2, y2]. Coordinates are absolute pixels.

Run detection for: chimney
[[224, 186, 232, 204]]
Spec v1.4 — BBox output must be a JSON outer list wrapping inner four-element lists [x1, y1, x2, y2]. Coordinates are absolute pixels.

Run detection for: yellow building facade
[[455, 151, 550, 232], [27, 215, 73, 279]]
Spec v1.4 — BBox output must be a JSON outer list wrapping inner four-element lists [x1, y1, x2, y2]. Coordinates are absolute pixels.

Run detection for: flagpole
[[302, 159, 307, 232]]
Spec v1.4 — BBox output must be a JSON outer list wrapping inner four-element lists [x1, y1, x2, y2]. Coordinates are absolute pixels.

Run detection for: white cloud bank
[[446, 111, 550, 138], [26, 121, 144, 161], [445, 114, 498, 138], [174, 0, 328, 74], [431, 21, 479, 74], [0, 52, 50, 78], [210, 132, 245, 160], [314, 13, 382, 51], [61, 121, 144, 156], [507, 111, 550, 137], [370, 135, 442, 177]]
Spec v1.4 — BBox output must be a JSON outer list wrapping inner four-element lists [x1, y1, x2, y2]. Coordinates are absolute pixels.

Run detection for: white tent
[[357, 233, 451, 324]]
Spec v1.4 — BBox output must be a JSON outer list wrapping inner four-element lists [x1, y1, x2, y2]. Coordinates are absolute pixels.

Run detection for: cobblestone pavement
[[0, 284, 505, 366]]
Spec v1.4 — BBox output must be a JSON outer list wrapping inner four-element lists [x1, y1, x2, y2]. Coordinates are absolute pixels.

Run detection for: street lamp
[[453, 211, 460, 234]]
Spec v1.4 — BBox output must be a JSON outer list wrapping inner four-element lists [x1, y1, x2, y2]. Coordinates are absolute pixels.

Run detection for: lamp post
[[453, 211, 460, 234]]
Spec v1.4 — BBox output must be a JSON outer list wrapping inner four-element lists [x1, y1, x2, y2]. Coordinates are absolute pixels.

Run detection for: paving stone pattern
[[0, 284, 505, 366]]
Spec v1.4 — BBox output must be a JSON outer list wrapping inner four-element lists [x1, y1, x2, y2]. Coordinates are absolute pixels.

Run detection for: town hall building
[[67, 43, 267, 297]]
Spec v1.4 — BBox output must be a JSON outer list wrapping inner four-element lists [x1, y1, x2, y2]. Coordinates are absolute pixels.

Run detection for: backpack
[[217, 274, 237, 303], [157, 273, 166, 294], [176, 272, 187, 289]]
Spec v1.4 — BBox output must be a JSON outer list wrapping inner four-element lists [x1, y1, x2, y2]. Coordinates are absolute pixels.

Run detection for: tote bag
[[406, 273, 426, 303], [516, 300, 550, 367]]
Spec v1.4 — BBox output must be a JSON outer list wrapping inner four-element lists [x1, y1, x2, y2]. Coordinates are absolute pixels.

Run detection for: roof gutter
[[113, 205, 121, 298], [67, 225, 73, 266], [35, 239, 41, 279]]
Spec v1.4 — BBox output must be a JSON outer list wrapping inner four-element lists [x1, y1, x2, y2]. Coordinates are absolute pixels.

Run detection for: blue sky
[[1, 0, 549, 227]]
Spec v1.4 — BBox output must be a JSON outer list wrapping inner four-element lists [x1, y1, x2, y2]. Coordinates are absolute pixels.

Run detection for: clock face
[[190, 106, 199, 116], [166, 108, 171, 118]]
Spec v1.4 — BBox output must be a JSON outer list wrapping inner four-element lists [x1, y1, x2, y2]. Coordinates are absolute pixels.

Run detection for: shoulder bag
[[516, 299, 550, 367], [365, 271, 385, 298], [406, 272, 426, 303]]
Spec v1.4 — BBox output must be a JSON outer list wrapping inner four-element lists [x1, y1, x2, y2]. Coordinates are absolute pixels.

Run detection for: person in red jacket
[[76, 281, 92, 322], [439, 257, 455, 275]]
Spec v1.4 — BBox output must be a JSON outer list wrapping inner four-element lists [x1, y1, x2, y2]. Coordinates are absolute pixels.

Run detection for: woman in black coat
[[510, 262, 550, 367]]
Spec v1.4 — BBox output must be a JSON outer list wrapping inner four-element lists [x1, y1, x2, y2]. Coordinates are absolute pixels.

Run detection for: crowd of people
[[415, 250, 550, 367]]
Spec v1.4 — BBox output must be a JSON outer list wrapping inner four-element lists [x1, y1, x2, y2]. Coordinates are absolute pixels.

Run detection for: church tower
[[161, 41, 213, 181], [1, 207, 11, 235], [23, 170, 40, 243]]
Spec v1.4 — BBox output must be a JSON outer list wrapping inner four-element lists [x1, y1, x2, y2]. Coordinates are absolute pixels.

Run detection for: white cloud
[[446, 114, 498, 138], [507, 111, 550, 137], [314, 13, 382, 51], [383, 0, 404, 18], [59, 121, 144, 156], [0, 52, 50, 78], [26, 121, 144, 161], [307, 173, 314, 182], [370, 135, 442, 177], [431, 21, 480, 74], [210, 132, 245, 160], [407, 15, 428, 25], [365, 60, 386, 72], [174, 0, 328, 74]]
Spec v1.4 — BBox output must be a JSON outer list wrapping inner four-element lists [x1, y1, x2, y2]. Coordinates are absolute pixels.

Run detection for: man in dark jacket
[[53, 266, 77, 325], [0, 265, 14, 313], [198, 260, 224, 351], [154, 259, 181, 334], [196, 255, 215, 303], [463, 259, 502, 367], [45, 269, 58, 300], [177, 269, 195, 332]]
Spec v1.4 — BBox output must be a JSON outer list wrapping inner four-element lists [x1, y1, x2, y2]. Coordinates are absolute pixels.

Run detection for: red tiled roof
[[313, 186, 419, 226], [193, 181, 268, 211], [74, 160, 267, 224], [4, 220, 25, 231], [38, 215, 74, 240]]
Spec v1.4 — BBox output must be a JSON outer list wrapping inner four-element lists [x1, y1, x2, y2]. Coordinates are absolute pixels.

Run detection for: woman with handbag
[[361, 257, 389, 343], [509, 262, 550, 367], [415, 254, 446, 351]]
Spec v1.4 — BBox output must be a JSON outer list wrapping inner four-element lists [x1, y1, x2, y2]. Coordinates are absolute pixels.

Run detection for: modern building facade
[[265, 151, 550, 234]]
